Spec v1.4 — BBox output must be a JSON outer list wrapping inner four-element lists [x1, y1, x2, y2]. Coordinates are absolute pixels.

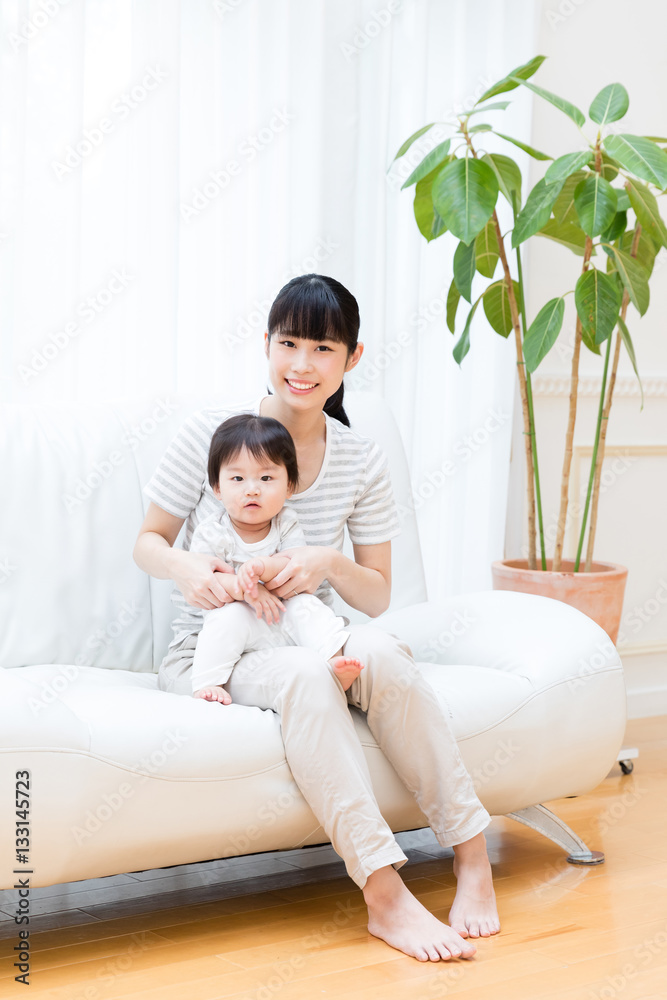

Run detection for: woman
[[133, 274, 500, 963]]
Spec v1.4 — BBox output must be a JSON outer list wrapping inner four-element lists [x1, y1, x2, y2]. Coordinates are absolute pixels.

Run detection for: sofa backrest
[[0, 392, 426, 672]]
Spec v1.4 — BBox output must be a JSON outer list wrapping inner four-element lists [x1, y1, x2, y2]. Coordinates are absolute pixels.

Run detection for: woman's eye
[[280, 340, 295, 348]]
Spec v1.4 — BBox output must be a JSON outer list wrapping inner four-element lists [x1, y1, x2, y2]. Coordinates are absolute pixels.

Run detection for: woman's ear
[[345, 342, 364, 373], [264, 331, 270, 358]]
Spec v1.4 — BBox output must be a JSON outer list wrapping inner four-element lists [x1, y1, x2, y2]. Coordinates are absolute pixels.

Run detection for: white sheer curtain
[[1, 0, 537, 602]]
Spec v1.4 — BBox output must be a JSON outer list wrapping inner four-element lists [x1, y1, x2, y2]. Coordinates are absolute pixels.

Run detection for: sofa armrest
[[376, 590, 623, 691]]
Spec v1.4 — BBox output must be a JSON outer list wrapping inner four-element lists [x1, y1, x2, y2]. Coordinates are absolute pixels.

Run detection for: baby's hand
[[237, 558, 265, 600], [244, 583, 285, 625]]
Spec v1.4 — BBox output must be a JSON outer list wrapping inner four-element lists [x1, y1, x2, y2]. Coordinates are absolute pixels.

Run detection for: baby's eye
[[231, 476, 243, 482], [261, 475, 272, 481]]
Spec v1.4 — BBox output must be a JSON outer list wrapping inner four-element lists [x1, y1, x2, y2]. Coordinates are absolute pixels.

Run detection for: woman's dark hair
[[208, 414, 299, 493], [266, 273, 360, 427]]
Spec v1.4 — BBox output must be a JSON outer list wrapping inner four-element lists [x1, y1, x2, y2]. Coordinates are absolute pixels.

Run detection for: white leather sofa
[[0, 391, 627, 890]]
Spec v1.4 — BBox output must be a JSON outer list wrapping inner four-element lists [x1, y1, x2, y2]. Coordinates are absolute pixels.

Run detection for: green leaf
[[524, 297, 565, 372], [475, 220, 500, 278], [599, 154, 621, 182], [644, 136, 667, 144], [589, 83, 629, 126], [401, 140, 452, 189], [392, 123, 436, 162], [496, 133, 552, 161], [468, 101, 511, 116], [453, 295, 482, 365], [482, 278, 517, 337], [536, 218, 589, 255], [511, 77, 585, 127], [615, 189, 631, 212], [453, 239, 477, 302], [620, 228, 658, 277], [545, 150, 593, 185], [432, 157, 499, 245], [512, 177, 565, 248], [617, 316, 644, 410], [625, 178, 667, 248], [468, 124, 493, 133], [446, 279, 460, 333], [603, 134, 667, 189], [600, 211, 627, 244], [574, 174, 618, 237], [575, 268, 622, 345], [553, 170, 587, 224], [580, 325, 601, 355], [604, 245, 650, 315], [481, 153, 522, 205], [413, 167, 448, 242], [476, 55, 547, 104]]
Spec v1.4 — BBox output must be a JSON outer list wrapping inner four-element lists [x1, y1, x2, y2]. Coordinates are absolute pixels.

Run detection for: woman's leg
[[225, 643, 479, 962], [224, 644, 409, 888], [341, 625, 500, 944]]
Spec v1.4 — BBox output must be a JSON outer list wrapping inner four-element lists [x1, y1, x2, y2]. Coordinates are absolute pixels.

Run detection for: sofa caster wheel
[[619, 759, 634, 775], [567, 850, 605, 865]]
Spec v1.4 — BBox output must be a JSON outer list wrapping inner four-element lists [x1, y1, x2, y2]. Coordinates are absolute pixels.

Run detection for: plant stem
[[552, 141, 602, 572], [582, 223, 642, 571], [494, 219, 537, 569], [574, 332, 611, 571], [462, 122, 537, 569], [514, 232, 546, 570], [551, 237, 593, 572]]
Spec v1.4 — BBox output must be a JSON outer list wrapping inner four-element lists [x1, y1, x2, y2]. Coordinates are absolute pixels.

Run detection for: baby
[[188, 413, 364, 703]]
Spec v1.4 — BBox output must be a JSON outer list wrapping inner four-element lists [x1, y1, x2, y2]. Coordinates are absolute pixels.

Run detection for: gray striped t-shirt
[[143, 395, 400, 644]]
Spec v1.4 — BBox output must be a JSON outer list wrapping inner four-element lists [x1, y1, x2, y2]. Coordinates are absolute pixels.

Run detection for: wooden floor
[[1, 716, 666, 999]]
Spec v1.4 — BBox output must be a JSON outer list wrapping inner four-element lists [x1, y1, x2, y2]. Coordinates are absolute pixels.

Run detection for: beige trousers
[[158, 624, 491, 889]]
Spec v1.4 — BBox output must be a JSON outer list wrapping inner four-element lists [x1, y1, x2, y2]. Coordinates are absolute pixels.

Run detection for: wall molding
[[532, 374, 667, 398]]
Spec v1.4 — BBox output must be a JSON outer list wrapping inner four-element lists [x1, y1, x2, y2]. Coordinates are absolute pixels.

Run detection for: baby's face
[[213, 446, 291, 527]]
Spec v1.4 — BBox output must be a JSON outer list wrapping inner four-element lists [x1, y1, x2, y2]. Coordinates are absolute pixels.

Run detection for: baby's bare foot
[[330, 655, 364, 691], [364, 865, 476, 962], [193, 685, 232, 705]]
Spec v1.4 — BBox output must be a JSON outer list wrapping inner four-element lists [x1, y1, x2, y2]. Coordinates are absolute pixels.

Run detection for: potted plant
[[391, 55, 667, 643]]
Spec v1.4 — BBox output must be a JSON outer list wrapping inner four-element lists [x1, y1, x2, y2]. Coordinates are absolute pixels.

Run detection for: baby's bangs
[[268, 276, 348, 344]]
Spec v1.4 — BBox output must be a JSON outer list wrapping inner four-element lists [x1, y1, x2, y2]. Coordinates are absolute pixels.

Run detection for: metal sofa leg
[[506, 804, 605, 865]]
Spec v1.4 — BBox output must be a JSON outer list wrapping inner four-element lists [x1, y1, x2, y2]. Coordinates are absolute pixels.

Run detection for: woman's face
[[264, 331, 363, 411]]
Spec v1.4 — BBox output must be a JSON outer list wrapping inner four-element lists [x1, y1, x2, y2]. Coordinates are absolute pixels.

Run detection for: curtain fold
[[1, 0, 537, 602]]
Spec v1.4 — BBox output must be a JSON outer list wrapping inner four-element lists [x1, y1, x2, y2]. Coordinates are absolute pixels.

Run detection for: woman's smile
[[285, 378, 319, 394]]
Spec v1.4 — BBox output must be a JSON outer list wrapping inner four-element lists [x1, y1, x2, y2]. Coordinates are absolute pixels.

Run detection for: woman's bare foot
[[330, 655, 364, 691], [448, 832, 500, 938], [193, 685, 232, 705], [363, 865, 476, 962]]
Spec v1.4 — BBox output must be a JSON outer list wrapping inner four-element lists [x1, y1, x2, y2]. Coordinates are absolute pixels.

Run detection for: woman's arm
[[265, 541, 391, 618], [330, 542, 392, 618], [133, 502, 236, 609]]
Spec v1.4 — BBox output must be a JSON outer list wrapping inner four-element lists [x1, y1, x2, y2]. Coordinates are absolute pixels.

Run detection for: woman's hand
[[263, 546, 334, 599], [170, 550, 240, 610]]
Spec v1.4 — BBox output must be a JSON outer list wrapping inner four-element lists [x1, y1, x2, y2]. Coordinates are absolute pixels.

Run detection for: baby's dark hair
[[208, 414, 299, 492]]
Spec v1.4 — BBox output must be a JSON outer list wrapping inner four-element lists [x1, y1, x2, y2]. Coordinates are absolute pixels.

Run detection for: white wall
[[507, 0, 667, 717]]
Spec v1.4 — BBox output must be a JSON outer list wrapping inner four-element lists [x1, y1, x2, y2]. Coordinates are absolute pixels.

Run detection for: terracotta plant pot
[[491, 559, 628, 645]]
